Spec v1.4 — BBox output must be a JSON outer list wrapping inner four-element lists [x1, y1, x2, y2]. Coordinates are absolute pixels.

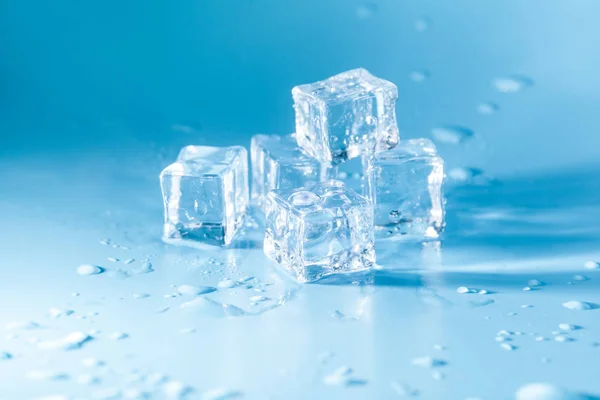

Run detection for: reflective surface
[[2, 0, 600, 399]]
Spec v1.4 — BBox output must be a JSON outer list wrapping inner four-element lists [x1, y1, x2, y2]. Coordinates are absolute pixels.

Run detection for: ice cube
[[366, 139, 444, 239], [250, 134, 330, 211], [292, 68, 399, 165], [263, 180, 375, 283], [160, 145, 248, 246]]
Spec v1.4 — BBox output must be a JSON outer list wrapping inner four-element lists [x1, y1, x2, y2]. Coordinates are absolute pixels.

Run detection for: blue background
[[2, 1, 600, 399]]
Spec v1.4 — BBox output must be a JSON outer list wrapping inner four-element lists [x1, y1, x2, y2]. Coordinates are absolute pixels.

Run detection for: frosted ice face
[[160, 146, 248, 246], [250, 134, 330, 211], [292, 68, 399, 165], [264, 180, 375, 283], [366, 139, 445, 239]]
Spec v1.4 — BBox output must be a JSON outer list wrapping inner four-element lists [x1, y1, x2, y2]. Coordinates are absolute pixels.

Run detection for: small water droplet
[[584, 261, 599, 269], [249, 295, 270, 302], [217, 279, 237, 289], [528, 279, 544, 287], [71, 292, 80, 297], [289, 191, 321, 207], [132, 293, 150, 299], [133, 261, 154, 274], [155, 307, 170, 314], [76, 373, 101, 385], [521, 304, 534, 309], [522, 286, 532, 291], [431, 126, 474, 144], [0, 351, 12, 361], [500, 343, 517, 351], [535, 336, 549, 341], [493, 75, 534, 93], [109, 332, 129, 341], [179, 328, 196, 334], [456, 286, 473, 294], [177, 285, 217, 296], [563, 300, 598, 310], [100, 239, 111, 245], [107, 257, 119, 262], [391, 380, 419, 397], [162, 380, 194, 399], [573, 275, 589, 281], [38, 331, 94, 351], [559, 323, 581, 331], [554, 335, 575, 343], [411, 356, 447, 368], [47, 308, 74, 319], [409, 69, 430, 83], [26, 370, 69, 381], [516, 383, 585, 400], [477, 102, 499, 115], [77, 264, 104, 276], [82, 357, 105, 368], [123, 258, 135, 265], [497, 330, 513, 337], [431, 370, 446, 380], [433, 344, 446, 351], [324, 366, 354, 386]]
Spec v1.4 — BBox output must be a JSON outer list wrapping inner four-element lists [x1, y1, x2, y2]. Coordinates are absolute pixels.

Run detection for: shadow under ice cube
[[250, 134, 330, 211], [292, 68, 399, 165], [264, 180, 375, 283], [366, 139, 445, 239], [160, 146, 248, 246]]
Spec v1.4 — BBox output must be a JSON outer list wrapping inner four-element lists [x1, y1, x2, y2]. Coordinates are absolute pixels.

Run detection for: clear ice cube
[[263, 180, 375, 283], [292, 68, 399, 165], [366, 139, 445, 239], [160, 146, 248, 246], [250, 134, 330, 211]]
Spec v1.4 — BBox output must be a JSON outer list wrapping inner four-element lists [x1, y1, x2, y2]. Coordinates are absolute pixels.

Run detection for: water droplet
[[77, 264, 104, 276], [6, 320, 41, 331], [431, 370, 446, 380], [562, 300, 598, 310], [26, 370, 70, 381], [431, 126, 474, 144], [179, 328, 196, 334], [535, 336, 549, 341], [493, 75, 534, 93], [469, 299, 495, 308], [414, 16, 431, 32], [82, 357, 105, 368], [249, 295, 270, 302], [38, 331, 94, 351], [554, 335, 575, 343], [497, 330, 514, 337], [521, 304, 534, 309], [433, 344, 446, 351], [107, 257, 119, 262], [323, 366, 354, 386], [71, 292, 80, 297], [162, 380, 194, 399], [559, 323, 581, 331], [238, 276, 253, 283], [47, 308, 75, 319], [109, 332, 129, 341], [123, 258, 135, 265], [496, 336, 511, 342], [507, 312, 518, 316], [217, 279, 237, 289], [584, 261, 599, 269], [155, 307, 170, 314], [133, 261, 154, 274], [76, 373, 101, 385], [446, 167, 483, 182], [409, 70, 430, 83], [477, 102, 499, 115], [523, 286, 532, 291], [528, 279, 544, 287], [500, 343, 517, 351], [177, 285, 217, 296], [456, 286, 473, 294], [132, 293, 150, 300], [0, 351, 12, 361], [516, 382, 586, 400], [411, 356, 447, 368], [201, 388, 243, 400], [573, 275, 589, 281]]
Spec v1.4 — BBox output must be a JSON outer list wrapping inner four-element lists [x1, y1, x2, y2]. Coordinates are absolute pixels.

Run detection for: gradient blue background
[[2, 1, 600, 399]]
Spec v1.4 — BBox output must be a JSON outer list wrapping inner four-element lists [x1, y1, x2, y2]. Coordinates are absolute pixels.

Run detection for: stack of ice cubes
[[160, 68, 445, 283]]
